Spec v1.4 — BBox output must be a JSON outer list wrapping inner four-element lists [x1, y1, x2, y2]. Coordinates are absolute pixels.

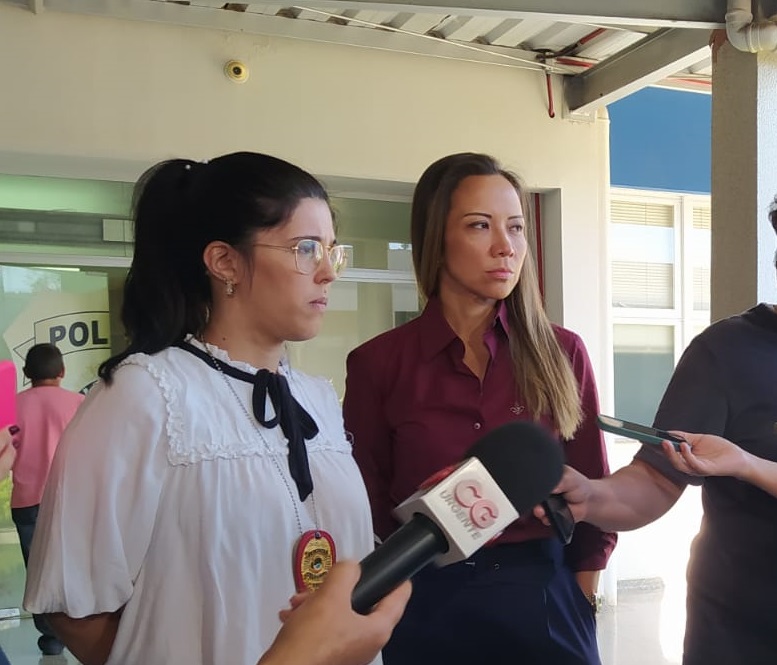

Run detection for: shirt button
[[474, 422, 482, 430]]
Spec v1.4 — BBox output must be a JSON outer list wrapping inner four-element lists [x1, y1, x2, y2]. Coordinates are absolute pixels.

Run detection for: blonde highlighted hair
[[411, 153, 582, 439]]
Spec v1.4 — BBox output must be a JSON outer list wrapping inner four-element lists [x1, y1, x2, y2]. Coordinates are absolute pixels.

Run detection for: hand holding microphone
[[351, 421, 565, 614], [261, 561, 410, 665]]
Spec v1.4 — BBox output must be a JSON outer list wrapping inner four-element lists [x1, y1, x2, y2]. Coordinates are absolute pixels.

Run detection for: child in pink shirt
[[12, 343, 83, 656]]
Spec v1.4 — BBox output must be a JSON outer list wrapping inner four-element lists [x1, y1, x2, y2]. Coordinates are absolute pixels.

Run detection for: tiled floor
[[0, 584, 684, 665]]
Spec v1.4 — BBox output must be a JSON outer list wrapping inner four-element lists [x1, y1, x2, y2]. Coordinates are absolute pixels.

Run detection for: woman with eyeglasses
[[23, 152, 380, 665]]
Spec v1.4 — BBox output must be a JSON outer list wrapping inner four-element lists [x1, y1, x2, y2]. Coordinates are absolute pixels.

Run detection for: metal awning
[[14, 0, 727, 112]]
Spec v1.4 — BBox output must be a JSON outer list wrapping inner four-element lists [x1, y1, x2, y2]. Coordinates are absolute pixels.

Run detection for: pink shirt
[[344, 297, 617, 572], [12, 385, 84, 508]]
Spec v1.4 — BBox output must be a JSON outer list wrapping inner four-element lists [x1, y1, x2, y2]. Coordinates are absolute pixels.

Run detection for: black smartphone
[[597, 414, 684, 451], [542, 494, 575, 545]]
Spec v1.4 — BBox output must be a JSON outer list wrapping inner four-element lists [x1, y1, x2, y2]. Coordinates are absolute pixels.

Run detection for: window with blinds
[[692, 205, 711, 310], [612, 261, 674, 308], [693, 266, 710, 310], [611, 199, 675, 309], [611, 200, 674, 227], [693, 206, 711, 230]]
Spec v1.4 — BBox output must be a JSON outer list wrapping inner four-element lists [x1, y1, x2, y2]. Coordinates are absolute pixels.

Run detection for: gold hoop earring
[[225, 279, 235, 297]]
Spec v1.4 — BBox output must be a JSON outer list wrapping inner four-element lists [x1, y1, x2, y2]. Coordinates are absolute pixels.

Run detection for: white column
[[710, 43, 777, 321]]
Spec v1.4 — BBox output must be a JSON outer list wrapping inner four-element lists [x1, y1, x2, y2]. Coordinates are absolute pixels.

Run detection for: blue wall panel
[[609, 87, 711, 194]]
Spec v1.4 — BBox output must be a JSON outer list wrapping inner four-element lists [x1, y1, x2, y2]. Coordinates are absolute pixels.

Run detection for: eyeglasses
[[253, 239, 351, 276]]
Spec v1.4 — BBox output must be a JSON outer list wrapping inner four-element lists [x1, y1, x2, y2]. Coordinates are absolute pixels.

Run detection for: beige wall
[[0, 6, 603, 185]]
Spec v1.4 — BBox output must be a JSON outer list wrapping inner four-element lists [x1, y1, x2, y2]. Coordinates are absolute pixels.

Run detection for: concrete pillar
[[710, 42, 777, 321]]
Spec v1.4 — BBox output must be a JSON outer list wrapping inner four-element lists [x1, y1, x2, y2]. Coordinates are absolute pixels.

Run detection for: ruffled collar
[[184, 334, 290, 377]]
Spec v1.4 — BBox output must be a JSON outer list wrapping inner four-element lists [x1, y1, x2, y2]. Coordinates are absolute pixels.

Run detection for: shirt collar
[[419, 297, 459, 360], [494, 299, 510, 333], [419, 297, 509, 361], [485, 300, 509, 359]]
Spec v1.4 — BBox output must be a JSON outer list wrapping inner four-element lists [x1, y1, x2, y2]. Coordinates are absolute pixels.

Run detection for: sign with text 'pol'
[[3, 282, 112, 393]]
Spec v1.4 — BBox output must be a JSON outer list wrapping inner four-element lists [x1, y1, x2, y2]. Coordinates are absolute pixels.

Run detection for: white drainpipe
[[726, 0, 777, 52]]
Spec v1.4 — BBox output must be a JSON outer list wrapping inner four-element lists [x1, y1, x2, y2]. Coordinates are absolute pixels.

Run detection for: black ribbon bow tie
[[178, 342, 318, 501]]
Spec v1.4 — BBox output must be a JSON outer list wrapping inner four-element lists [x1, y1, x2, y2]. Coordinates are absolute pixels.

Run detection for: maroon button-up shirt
[[343, 297, 616, 572]]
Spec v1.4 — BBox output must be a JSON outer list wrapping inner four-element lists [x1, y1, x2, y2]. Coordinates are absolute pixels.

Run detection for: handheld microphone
[[351, 421, 563, 614]]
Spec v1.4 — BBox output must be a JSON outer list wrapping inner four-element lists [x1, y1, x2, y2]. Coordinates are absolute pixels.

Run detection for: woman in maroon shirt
[[343, 153, 616, 665]]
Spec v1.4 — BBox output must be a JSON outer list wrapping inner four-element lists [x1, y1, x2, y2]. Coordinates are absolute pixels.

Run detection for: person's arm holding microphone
[[535, 431, 777, 542], [536, 461, 684, 533]]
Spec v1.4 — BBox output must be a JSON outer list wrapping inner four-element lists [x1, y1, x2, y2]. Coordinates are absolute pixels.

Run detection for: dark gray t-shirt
[[635, 304, 777, 621]]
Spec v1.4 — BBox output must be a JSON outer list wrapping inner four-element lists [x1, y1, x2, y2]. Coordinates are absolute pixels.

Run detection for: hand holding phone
[[597, 414, 684, 451]]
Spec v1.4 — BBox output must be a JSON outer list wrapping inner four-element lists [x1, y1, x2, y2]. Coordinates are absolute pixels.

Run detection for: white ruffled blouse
[[24, 339, 377, 665]]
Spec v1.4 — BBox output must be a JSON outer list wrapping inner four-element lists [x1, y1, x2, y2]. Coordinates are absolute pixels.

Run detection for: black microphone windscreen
[[465, 421, 563, 513]]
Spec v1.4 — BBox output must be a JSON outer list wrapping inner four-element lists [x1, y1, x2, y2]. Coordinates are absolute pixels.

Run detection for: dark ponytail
[[99, 152, 329, 382]]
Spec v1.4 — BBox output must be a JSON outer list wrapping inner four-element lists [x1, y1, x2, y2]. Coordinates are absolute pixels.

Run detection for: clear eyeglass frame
[[253, 239, 352, 276]]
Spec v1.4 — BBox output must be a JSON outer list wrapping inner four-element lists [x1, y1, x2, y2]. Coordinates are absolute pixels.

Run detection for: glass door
[[0, 260, 129, 616]]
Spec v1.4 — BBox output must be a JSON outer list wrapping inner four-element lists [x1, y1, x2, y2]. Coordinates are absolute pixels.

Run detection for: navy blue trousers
[[383, 539, 600, 665], [11, 505, 59, 642]]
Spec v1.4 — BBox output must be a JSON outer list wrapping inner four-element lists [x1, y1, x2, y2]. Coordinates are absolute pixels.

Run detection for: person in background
[[23, 152, 378, 665], [344, 152, 616, 665], [12, 343, 84, 656], [543, 196, 777, 664]]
